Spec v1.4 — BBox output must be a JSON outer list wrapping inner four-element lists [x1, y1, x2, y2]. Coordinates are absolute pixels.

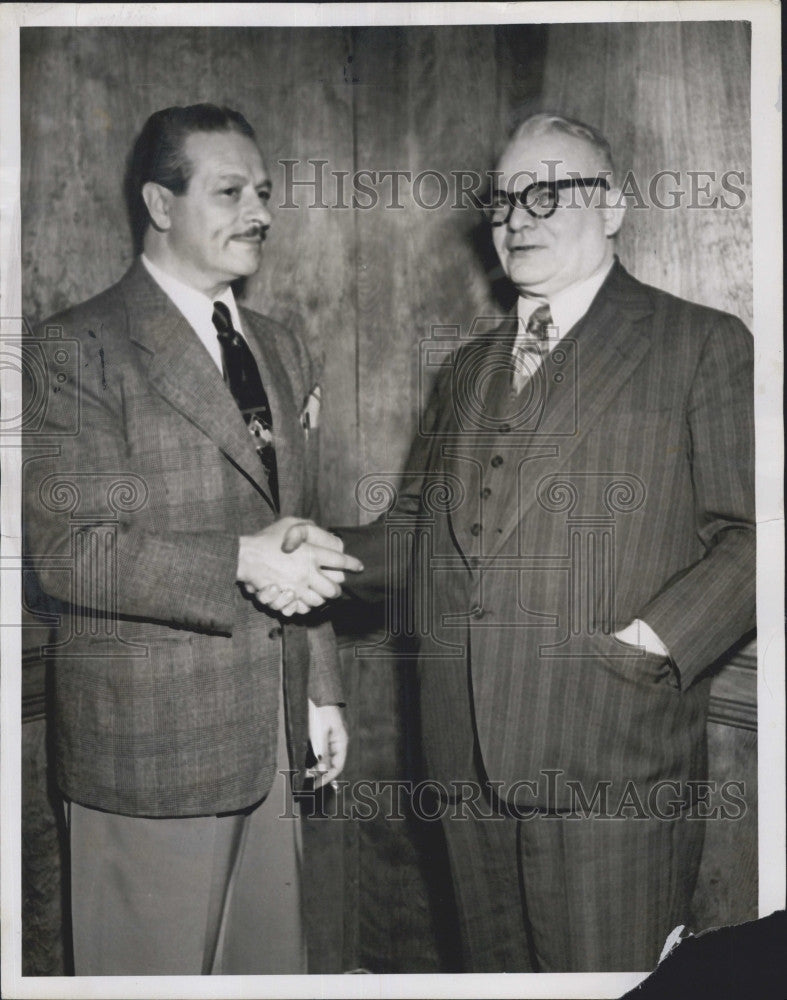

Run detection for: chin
[[506, 262, 552, 290], [227, 252, 262, 277]]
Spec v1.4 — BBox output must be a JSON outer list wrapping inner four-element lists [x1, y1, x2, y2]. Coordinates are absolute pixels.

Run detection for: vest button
[[470, 522, 482, 536], [268, 626, 283, 639], [480, 487, 492, 499], [490, 455, 504, 467], [470, 605, 485, 619]]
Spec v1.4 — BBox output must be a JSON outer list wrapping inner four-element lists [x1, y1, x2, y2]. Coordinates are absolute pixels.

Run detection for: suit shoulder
[[36, 274, 130, 344], [240, 305, 315, 387], [633, 275, 751, 341], [239, 304, 291, 341]]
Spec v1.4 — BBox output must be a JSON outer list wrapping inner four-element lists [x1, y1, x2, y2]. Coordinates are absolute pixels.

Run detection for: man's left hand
[[308, 701, 348, 789]]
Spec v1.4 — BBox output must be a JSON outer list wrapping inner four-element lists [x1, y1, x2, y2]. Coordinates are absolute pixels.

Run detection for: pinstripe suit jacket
[[343, 260, 755, 809], [24, 259, 341, 817]]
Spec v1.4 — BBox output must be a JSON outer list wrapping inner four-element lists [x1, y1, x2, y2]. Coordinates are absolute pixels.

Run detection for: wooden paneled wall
[[21, 21, 752, 510], [540, 21, 752, 328], [20, 21, 755, 975], [21, 24, 546, 525]]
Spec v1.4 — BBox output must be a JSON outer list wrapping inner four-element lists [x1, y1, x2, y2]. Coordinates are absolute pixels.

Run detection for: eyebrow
[[214, 172, 271, 189]]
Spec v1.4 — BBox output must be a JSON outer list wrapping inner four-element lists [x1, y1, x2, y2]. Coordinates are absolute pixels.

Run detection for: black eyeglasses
[[485, 177, 610, 225]]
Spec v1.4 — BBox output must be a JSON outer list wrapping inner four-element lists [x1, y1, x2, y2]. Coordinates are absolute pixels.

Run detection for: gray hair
[[507, 112, 616, 184]]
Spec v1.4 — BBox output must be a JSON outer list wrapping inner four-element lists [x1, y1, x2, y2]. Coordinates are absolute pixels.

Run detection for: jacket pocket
[[586, 630, 677, 691]]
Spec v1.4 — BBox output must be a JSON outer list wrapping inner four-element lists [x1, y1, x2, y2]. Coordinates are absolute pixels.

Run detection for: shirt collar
[[516, 258, 614, 343], [141, 254, 244, 336]]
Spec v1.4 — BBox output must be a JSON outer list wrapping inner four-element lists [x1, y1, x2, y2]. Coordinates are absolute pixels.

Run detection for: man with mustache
[[338, 113, 755, 972], [23, 104, 362, 975]]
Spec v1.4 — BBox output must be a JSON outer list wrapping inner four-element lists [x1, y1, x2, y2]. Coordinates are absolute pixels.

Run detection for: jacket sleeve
[[23, 320, 240, 635], [287, 328, 345, 705], [306, 618, 343, 705], [334, 355, 455, 603], [639, 313, 756, 689]]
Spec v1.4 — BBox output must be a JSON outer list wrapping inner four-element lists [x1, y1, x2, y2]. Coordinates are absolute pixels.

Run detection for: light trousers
[[68, 685, 305, 975]]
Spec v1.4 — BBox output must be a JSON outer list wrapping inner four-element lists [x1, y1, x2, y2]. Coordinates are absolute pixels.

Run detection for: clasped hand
[[237, 517, 362, 616]]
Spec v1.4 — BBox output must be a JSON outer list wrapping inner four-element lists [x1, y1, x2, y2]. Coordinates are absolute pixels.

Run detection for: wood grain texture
[[692, 725, 758, 927], [19, 21, 756, 974], [708, 641, 757, 731], [20, 25, 549, 526], [540, 21, 752, 328], [22, 717, 70, 976], [350, 26, 511, 504]]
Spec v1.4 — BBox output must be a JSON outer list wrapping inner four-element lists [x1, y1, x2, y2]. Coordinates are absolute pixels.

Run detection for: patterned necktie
[[212, 301, 279, 509], [511, 302, 554, 395]]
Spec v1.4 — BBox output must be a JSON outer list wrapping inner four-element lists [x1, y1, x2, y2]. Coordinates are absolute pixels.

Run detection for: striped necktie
[[511, 302, 553, 395]]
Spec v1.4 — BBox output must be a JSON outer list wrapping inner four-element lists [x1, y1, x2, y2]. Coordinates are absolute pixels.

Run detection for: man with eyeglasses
[[339, 113, 754, 972]]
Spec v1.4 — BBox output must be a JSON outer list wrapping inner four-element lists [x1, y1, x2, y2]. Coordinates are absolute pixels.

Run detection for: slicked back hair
[[125, 103, 256, 253]]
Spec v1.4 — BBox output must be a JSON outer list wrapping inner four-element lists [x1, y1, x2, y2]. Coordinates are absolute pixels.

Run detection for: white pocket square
[[301, 385, 321, 431]]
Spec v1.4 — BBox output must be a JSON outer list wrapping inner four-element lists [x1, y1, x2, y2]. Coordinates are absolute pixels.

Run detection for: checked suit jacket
[[23, 259, 341, 818], [342, 259, 755, 809]]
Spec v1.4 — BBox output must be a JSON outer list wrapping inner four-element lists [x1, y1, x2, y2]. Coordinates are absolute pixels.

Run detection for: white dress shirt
[[514, 258, 614, 359], [141, 254, 245, 372]]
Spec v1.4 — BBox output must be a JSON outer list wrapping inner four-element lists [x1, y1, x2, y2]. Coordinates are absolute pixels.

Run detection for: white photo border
[[1, 3, 782, 999]]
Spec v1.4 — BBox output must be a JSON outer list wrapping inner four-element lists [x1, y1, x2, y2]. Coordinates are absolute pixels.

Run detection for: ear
[[602, 186, 625, 238], [141, 181, 175, 232]]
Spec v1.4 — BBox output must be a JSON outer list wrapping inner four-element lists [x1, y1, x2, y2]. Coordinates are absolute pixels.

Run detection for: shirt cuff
[[617, 619, 670, 657], [614, 619, 680, 689]]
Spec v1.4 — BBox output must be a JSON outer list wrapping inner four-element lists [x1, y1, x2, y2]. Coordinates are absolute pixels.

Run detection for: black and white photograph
[[1, 3, 783, 998]]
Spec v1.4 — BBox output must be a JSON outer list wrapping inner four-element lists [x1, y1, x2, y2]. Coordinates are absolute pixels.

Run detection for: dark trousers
[[441, 786, 705, 972]]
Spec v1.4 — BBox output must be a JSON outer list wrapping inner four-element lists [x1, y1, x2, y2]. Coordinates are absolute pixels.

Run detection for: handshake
[[237, 516, 363, 617]]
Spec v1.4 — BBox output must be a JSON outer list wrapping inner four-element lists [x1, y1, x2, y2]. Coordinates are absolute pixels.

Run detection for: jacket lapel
[[484, 260, 656, 559], [120, 261, 277, 511], [240, 309, 305, 515]]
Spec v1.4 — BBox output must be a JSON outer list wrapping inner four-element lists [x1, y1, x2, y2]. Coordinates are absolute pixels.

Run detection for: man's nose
[[506, 204, 537, 232], [243, 191, 272, 228]]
